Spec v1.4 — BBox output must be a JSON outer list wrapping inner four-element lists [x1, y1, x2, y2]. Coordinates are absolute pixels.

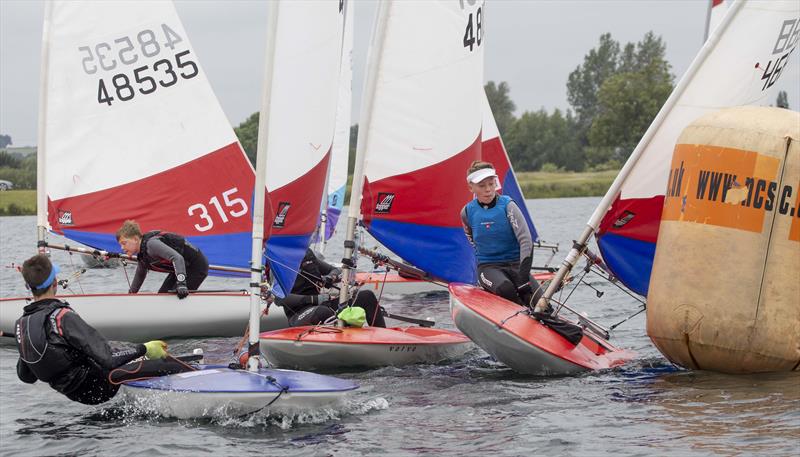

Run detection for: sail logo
[[612, 211, 635, 229], [58, 210, 74, 226], [273, 202, 291, 228], [375, 193, 395, 213]]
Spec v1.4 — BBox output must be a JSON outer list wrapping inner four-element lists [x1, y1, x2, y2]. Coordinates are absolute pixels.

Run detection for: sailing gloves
[[176, 281, 189, 299], [313, 294, 332, 306], [143, 340, 168, 359], [321, 272, 340, 289]]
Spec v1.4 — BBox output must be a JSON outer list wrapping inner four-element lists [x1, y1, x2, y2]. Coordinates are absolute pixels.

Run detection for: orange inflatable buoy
[[647, 106, 799, 373]]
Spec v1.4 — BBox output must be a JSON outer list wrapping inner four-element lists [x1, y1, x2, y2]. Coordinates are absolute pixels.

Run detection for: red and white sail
[[262, 0, 345, 294], [594, 0, 799, 295], [38, 1, 254, 269], [706, 0, 730, 40], [351, 0, 486, 284]]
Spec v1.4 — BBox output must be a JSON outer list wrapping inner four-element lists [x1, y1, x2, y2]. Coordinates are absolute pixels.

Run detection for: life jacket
[[292, 249, 324, 296], [15, 299, 85, 385], [138, 230, 187, 273], [466, 195, 520, 265]]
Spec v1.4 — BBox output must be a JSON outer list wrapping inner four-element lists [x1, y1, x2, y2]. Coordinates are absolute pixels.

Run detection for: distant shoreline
[[0, 170, 618, 216]]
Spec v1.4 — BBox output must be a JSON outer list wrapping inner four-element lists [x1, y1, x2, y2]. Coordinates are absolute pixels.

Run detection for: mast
[[247, 0, 280, 372], [535, 0, 745, 312], [339, 0, 390, 305], [36, 1, 54, 253], [703, 0, 715, 42]]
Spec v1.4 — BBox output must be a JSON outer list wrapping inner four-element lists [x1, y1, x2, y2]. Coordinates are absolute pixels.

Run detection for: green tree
[[776, 90, 789, 109], [0, 134, 11, 148], [233, 112, 259, 167], [566, 33, 620, 136], [505, 108, 583, 172], [588, 33, 673, 159], [484, 81, 516, 137]]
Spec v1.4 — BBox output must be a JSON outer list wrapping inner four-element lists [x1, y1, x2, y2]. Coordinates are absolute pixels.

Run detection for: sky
[[1, 0, 798, 147]]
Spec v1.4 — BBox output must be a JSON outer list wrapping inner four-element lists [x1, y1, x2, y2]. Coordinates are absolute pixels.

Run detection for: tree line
[[0, 149, 36, 189]]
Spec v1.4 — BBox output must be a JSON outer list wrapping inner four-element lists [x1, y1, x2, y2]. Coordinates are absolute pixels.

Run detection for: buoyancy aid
[[466, 195, 520, 265], [15, 299, 86, 389], [139, 230, 190, 273]]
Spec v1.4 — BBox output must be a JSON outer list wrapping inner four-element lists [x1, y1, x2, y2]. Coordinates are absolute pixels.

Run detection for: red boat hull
[[260, 326, 472, 370], [449, 283, 635, 375]]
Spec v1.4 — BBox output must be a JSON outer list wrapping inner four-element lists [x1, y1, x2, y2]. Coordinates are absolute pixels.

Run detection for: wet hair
[[467, 160, 494, 176], [22, 254, 54, 297], [116, 220, 142, 241]]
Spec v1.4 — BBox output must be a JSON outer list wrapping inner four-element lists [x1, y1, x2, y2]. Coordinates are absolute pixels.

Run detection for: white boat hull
[[119, 386, 348, 419], [0, 292, 288, 343], [119, 366, 357, 419]]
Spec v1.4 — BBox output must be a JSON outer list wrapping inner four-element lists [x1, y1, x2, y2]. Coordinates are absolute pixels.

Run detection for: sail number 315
[[188, 188, 248, 232]]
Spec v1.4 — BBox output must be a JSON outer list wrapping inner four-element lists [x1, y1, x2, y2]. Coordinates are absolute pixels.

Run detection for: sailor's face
[[469, 176, 497, 204], [119, 236, 141, 255]]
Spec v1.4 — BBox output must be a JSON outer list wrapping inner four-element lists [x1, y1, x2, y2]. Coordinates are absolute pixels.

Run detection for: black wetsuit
[[130, 231, 209, 293], [276, 249, 386, 327], [15, 298, 187, 405]]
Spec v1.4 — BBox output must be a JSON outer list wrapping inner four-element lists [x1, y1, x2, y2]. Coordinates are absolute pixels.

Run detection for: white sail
[[39, 0, 254, 269], [262, 0, 345, 294], [344, 0, 485, 284]]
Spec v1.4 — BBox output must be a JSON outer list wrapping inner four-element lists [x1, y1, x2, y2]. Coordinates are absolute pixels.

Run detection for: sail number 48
[[463, 6, 483, 51], [188, 188, 248, 232]]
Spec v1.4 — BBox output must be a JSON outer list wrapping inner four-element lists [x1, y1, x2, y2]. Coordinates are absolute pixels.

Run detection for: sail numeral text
[[96, 50, 198, 106], [79, 23, 184, 75], [760, 18, 799, 91], [463, 7, 483, 52], [188, 188, 249, 232]]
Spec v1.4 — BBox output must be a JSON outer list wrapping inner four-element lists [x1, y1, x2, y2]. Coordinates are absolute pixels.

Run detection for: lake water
[[1, 197, 798, 456]]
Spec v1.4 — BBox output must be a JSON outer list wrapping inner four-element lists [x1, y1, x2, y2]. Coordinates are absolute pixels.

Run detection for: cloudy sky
[[1, 0, 798, 147]]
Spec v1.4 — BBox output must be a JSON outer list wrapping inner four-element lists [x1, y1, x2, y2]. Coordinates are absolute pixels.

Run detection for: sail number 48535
[[188, 188, 248, 232]]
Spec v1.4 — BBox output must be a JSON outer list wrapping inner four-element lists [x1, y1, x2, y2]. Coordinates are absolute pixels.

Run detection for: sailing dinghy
[[261, 0, 491, 369], [121, 0, 357, 419], [0, 0, 289, 342], [354, 88, 558, 295]]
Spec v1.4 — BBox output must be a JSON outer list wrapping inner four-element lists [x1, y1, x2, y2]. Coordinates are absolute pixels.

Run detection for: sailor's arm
[[129, 263, 147, 293], [58, 308, 145, 370], [147, 238, 187, 280], [460, 207, 475, 248], [507, 201, 533, 279]]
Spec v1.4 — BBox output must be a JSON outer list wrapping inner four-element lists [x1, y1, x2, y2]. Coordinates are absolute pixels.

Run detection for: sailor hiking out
[[14, 254, 189, 405]]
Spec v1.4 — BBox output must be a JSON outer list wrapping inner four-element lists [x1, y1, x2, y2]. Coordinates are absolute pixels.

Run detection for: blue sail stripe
[[265, 233, 314, 298], [61, 229, 251, 277], [597, 233, 654, 296], [367, 219, 477, 284]]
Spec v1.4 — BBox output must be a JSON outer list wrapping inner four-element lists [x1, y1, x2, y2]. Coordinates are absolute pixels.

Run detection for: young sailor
[[275, 249, 386, 328], [461, 160, 542, 306], [14, 254, 182, 405], [116, 220, 209, 298]]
